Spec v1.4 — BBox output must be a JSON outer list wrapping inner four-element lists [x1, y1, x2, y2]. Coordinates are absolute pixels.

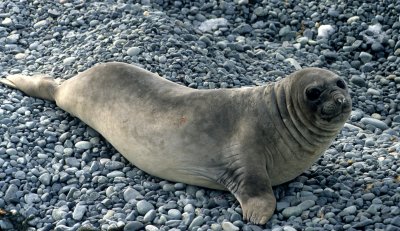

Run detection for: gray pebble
[[2, 18, 13, 26], [143, 209, 157, 223], [65, 157, 80, 168], [34, 20, 48, 28], [124, 221, 144, 231], [188, 216, 204, 230], [367, 88, 380, 96], [339, 205, 357, 216], [75, 141, 92, 149], [72, 203, 87, 220], [107, 171, 125, 178], [137, 200, 155, 215], [39, 172, 51, 186], [48, 9, 61, 17], [297, 200, 315, 211], [145, 225, 159, 231], [24, 193, 40, 204], [364, 138, 375, 147], [283, 226, 297, 231], [359, 52, 373, 63], [105, 160, 124, 170], [14, 170, 26, 179], [127, 47, 141, 56], [124, 187, 143, 202], [167, 209, 182, 220], [350, 75, 367, 87], [4, 184, 20, 203], [222, 221, 239, 231], [52, 206, 69, 221], [360, 118, 389, 130], [6, 148, 17, 155], [282, 206, 303, 218]]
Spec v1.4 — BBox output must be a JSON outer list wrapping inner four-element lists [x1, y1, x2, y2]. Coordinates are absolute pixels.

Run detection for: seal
[[0, 62, 351, 224]]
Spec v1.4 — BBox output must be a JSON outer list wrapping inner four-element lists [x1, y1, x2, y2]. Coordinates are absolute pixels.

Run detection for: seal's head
[[291, 68, 352, 126]]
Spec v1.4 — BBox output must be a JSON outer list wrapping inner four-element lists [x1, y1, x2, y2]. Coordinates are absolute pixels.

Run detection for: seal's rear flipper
[[0, 78, 17, 88], [0, 74, 58, 102]]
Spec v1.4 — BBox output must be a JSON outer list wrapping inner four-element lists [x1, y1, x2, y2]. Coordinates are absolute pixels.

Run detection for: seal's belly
[[84, 101, 227, 189]]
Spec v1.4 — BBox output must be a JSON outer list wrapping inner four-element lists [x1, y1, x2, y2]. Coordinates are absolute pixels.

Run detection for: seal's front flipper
[[218, 160, 276, 225], [239, 185, 276, 224], [0, 74, 58, 102]]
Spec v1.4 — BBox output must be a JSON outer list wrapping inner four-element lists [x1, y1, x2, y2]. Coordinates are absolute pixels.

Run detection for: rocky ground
[[0, 0, 399, 231]]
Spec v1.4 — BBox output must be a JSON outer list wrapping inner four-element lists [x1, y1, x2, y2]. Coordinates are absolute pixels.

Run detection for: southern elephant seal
[[0, 62, 351, 224]]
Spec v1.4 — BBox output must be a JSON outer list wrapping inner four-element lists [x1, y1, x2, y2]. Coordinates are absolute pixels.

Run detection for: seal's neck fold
[[273, 81, 339, 154]]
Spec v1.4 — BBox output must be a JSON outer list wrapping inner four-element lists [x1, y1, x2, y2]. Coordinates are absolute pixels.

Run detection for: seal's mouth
[[320, 96, 351, 122], [320, 108, 351, 122]]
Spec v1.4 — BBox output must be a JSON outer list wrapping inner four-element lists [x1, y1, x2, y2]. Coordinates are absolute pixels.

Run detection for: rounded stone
[[124, 187, 143, 202], [222, 221, 239, 231], [145, 225, 159, 231], [72, 203, 87, 221], [124, 221, 144, 231], [75, 141, 92, 150], [63, 57, 76, 65], [282, 206, 303, 218], [167, 209, 182, 220], [127, 47, 141, 56], [137, 200, 155, 215], [39, 173, 51, 186], [360, 118, 389, 130]]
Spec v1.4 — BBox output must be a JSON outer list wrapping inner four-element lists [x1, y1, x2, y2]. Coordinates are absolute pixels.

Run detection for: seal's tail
[[0, 75, 58, 102]]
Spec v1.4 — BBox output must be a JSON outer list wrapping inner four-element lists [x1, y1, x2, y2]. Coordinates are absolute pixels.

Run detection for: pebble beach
[[0, 1, 399, 231]]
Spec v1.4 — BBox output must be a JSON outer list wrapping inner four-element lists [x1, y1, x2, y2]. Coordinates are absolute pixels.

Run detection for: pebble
[[360, 118, 389, 130], [124, 187, 143, 202], [143, 209, 156, 223], [127, 47, 141, 56], [33, 20, 48, 28], [107, 171, 125, 177], [347, 16, 360, 24], [72, 203, 87, 220], [350, 75, 367, 87], [339, 206, 357, 216], [317, 25, 335, 38], [284, 58, 302, 70], [65, 157, 80, 167], [75, 141, 92, 149], [4, 184, 20, 203], [167, 209, 182, 220], [359, 52, 373, 63], [137, 200, 155, 215], [2, 18, 13, 26], [124, 221, 144, 231], [297, 200, 315, 211], [198, 18, 228, 32], [39, 172, 51, 186], [63, 57, 76, 65], [188, 216, 204, 230], [367, 88, 380, 95], [222, 221, 239, 231], [283, 226, 297, 231], [24, 193, 40, 204], [14, 170, 26, 179], [361, 193, 375, 200], [52, 206, 69, 221], [145, 225, 159, 231], [282, 206, 303, 218]]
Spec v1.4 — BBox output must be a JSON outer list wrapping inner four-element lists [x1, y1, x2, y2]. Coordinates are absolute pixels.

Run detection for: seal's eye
[[306, 88, 321, 101], [336, 79, 346, 89]]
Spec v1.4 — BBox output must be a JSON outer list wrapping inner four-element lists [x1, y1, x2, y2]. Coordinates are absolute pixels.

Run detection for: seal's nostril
[[335, 96, 345, 105]]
